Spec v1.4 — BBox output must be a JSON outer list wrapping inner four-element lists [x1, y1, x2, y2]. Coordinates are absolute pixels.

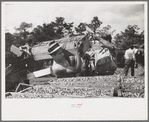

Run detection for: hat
[[48, 41, 61, 55]]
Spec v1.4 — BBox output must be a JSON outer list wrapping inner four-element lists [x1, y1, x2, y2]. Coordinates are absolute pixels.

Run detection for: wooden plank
[[18, 86, 33, 93], [10, 45, 23, 56], [32, 45, 49, 55], [33, 53, 52, 60], [27, 68, 51, 79], [15, 83, 33, 92], [5, 65, 13, 76]]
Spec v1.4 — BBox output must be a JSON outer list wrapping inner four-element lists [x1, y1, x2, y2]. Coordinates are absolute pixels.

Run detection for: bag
[[95, 56, 117, 75]]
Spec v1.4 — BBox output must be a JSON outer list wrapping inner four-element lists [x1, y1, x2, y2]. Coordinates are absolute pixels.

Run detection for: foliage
[[75, 16, 102, 34], [5, 32, 25, 67], [31, 17, 74, 43], [14, 22, 32, 40], [89, 16, 102, 33], [5, 32, 24, 52], [6, 18, 144, 56], [97, 25, 115, 35], [75, 23, 87, 34], [75, 16, 115, 41], [5, 22, 33, 52], [5, 33, 15, 52], [114, 25, 144, 49]]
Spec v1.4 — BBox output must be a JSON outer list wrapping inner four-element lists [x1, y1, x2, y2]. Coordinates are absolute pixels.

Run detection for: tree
[[114, 33, 123, 49], [31, 17, 74, 43], [75, 16, 102, 35], [75, 23, 87, 34], [114, 25, 144, 49], [14, 22, 32, 40], [97, 25, 115, 35], [89, 16, 102, 33], [5, 32, 15, 52], [54, 17, 74, 37], [63, 22, 74, 35], [96, 25, 116, 43], [5, 32, 24, 53]]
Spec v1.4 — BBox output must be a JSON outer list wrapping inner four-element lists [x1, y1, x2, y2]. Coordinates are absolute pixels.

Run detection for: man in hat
[[48, 41, 82, 78]]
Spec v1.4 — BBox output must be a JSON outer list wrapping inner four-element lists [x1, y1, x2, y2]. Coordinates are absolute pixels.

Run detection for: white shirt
[[133, 48, 138, 54], [124, 48, 135, 60]]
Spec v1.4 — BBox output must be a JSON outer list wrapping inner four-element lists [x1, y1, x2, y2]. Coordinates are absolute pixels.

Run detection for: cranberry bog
[[5, 73, 145, 98]]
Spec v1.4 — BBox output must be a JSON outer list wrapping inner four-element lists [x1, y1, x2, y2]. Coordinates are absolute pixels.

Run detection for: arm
[[74, 52, 82, 72], [66, 53, 82, 73], [66, 66, 76, 73], [124, 50, 127, 59]]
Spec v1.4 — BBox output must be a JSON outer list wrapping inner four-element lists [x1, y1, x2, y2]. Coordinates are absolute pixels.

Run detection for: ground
[[114, 64, 144, 77], [6, 65, 145, 98]]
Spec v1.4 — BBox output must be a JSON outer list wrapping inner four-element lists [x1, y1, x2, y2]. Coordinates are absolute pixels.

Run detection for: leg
[[124, 59, 130, 76], [131, 60, 135, 76]]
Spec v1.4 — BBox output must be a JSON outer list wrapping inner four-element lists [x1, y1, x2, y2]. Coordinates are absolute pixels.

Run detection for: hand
[[27, 72, 35, 79], [66, 66, 76, 73]]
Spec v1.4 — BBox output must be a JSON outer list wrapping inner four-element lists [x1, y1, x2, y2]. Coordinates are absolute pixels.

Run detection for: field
[[5, 64, 145, 99]]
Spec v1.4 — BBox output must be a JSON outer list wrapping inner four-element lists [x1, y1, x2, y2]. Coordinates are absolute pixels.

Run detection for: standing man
[[123, 45, 135, 76], [136, 44, 144, 75]]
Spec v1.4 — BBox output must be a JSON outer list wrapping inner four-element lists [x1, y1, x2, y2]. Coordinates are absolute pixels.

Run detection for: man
[[19, 39, 35, 72], [123, 45, 135, 76], [27, 41, 82, 80], [136, 44, 144, 75], [19, 39, 33, 56], [48, 41, 82, 78]]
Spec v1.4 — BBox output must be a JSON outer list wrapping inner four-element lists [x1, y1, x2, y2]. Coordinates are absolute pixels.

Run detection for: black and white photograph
[[2, 1, 148, 120]]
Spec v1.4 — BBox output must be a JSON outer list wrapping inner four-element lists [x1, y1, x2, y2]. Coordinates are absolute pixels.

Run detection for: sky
[[3, 2, 146, 36]]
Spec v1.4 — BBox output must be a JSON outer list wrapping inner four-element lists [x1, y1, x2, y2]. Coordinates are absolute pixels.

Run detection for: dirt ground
[[114, 65, 144, 77]]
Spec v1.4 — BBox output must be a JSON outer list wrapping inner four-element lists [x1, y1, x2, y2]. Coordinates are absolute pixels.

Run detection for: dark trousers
[[124, 59, 135, 76]]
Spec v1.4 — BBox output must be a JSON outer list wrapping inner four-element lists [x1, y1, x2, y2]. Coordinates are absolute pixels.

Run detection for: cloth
[[95, 56, 117, 75], [94, 48, 110, 65], [94, 48, 117, 75], [84, 47, 117, 75]]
